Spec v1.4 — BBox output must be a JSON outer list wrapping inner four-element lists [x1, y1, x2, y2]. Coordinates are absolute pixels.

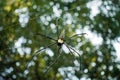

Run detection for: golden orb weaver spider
[[26, 18, 87, 73]]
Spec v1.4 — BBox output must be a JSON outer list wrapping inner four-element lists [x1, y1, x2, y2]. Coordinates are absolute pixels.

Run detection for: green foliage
[[0, 0, 120, 80]]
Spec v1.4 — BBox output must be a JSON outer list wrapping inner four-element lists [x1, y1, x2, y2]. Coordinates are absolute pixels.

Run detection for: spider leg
[[35, 42, 56, 54], [67, 33, 87, 44], [69, 46, 82, 71], [70, 33, 87, 39], [65, 43, 82, 71], [69, 46, 81, 57], [64, 43, 73, 55], [35, 33, 56, 41], [44, 46, 62, 74], [64, 43, 75, 65], [26, 42, 56, 69], [56, 18, 60, 38]]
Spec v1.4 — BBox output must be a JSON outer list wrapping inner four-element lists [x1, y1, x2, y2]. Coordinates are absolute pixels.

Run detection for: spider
[[27, 18, 87, 73]]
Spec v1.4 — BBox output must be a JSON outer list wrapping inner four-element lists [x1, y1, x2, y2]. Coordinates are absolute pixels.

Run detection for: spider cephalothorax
[[57, 38, 64, 46]]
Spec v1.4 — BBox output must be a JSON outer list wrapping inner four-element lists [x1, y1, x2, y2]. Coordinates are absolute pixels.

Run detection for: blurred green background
[[0, 0, 120, 80]]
